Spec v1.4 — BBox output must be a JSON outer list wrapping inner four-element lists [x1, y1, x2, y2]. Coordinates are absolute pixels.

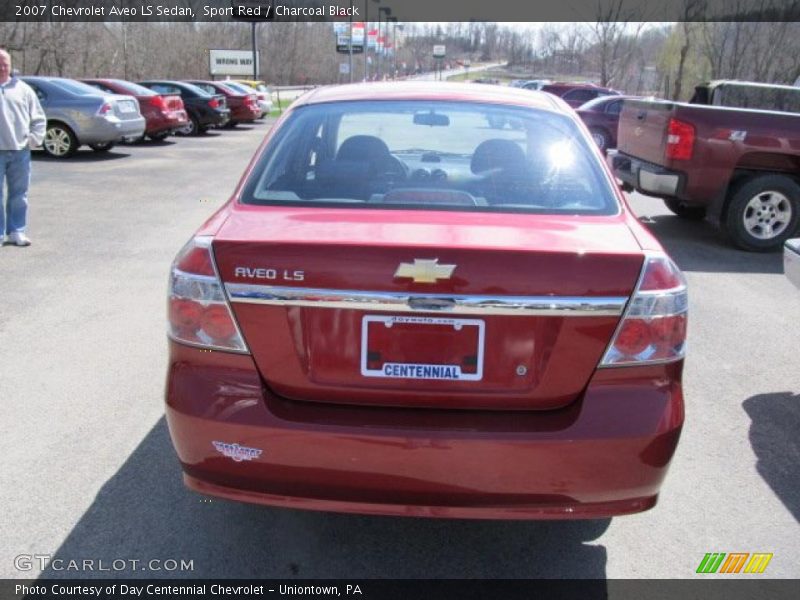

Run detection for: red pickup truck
[[609, 80, 800, 251]]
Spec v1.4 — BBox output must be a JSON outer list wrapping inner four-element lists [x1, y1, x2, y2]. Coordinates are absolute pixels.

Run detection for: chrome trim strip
[[225, 283, 627, 317]]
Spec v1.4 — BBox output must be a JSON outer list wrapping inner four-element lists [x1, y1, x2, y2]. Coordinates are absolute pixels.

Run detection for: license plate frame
[[360, 315, 485, 381]]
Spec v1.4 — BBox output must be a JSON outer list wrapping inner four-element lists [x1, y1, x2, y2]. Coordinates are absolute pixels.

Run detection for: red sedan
[[165, 82, 686, 519], [81, 78, 188, 141], [185, 80, 261, 126], [576, 95, 640, 151], [541, 82, 622, 108]]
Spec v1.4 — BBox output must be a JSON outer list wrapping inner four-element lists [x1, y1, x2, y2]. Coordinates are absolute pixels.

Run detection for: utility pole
[[251, 22, 257, 80], [348, 0, 353, 83], [364, 0, 369, 80]]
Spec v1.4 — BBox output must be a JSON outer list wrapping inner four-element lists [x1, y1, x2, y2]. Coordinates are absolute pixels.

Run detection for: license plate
[[360, 315, 485, 381], [118, 100, 136, 114]]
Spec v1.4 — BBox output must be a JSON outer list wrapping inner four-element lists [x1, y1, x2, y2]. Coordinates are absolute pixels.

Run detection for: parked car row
[[20, 76, 272, 158]]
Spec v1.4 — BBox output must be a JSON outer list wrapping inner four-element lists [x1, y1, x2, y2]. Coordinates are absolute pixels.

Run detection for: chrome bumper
[[607, 150, 681, 197]]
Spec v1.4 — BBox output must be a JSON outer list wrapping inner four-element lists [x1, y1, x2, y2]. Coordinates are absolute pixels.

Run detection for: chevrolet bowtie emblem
[[394, 259, 456, 284]]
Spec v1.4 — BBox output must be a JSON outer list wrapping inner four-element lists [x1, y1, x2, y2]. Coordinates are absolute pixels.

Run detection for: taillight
[[168, 236, 248, 353], [208, 97, 220, 109], [97, 102, 113, 116], [149, 95, 166, 110], [601, 253, 688, 366], [666, 118, 695, 160]]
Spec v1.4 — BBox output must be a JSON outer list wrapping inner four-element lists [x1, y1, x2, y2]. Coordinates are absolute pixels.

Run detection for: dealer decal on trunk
[[212, 441, 263, 462]]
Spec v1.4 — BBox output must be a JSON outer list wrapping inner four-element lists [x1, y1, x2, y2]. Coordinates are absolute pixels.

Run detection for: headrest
[[471, 139, 527, 174]]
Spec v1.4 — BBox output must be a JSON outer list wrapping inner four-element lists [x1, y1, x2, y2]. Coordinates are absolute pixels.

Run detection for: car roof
[[293, 81, 564, 112], [22, 76, 67, 83], [544, 82, 619, 92], [703, 79, 800, 92]]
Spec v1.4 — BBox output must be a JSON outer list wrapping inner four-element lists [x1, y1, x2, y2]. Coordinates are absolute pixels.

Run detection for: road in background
[[0, 124, 797, 579]]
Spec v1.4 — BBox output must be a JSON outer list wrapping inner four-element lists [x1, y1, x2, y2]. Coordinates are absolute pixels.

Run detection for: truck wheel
[[725, 174, 800, 252], [664, 198, 707, 220], [589, 128, 610, 151]]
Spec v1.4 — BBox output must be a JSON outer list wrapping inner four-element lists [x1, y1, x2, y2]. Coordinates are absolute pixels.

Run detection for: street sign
[[433, 45, 446, 59], [336, 34, 364, 54], [209, 49, 260, 76]]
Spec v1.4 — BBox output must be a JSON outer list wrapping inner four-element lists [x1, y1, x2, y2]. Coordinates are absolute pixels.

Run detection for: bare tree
[[672, 0, 706, 100], [585, 0, 647, 87]]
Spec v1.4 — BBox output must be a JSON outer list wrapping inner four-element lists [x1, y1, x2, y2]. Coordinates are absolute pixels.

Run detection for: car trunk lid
[[213, 206, 644, 410], [109, 94, 141, 120]]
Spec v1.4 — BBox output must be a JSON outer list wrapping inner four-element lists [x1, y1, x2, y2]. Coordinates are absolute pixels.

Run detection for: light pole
[[377, 7, 391, 80], [386, 17, 398, 79], [251, 21, 257, 80], [365, 0, 381, 81], [348, 0, 353, 83]]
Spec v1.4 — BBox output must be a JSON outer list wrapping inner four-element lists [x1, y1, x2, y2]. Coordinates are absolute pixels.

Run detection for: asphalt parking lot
[[0, 123, 797, 580]]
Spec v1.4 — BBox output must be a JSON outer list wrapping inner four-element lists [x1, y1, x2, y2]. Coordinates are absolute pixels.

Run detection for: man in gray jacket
[[0, 48, 46, 246]]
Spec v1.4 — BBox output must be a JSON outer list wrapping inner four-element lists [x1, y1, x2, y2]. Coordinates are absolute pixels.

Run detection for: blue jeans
[[0, 149, 32, 235]]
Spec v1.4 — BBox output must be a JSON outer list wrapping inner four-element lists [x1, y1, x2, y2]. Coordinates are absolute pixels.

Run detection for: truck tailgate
[[618, 99, 674, 165]]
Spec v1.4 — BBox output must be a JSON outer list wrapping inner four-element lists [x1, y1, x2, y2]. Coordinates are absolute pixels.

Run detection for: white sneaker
[[7, 231, 31, 246]]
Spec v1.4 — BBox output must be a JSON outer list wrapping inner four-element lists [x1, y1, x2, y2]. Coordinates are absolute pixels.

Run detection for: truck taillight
[[168, 236, 249, 353], [601, 253, 688, 367], [666, 118, 695, 160]]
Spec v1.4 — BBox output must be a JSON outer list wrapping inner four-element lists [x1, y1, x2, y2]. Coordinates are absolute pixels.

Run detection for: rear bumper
[[165, 342, 684, 519], [608, 150, 683, 198], [80, 116, 146, 144], [145, 111, 189, 135], [230, 105, 261, 123], [193, 107, 231, 128]]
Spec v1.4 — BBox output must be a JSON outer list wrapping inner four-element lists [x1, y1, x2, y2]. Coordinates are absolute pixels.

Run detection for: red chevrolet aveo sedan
[[165, 82, 686, 519]]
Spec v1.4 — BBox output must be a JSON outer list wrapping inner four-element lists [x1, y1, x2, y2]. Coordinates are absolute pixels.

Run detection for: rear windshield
[[217, 83, 244, 95], [240, 100, 618, 215], [50, 79, 105, 96], [224, 82, 253, 94], [711, 84, 800, 113], [110, 80, 156, 96]]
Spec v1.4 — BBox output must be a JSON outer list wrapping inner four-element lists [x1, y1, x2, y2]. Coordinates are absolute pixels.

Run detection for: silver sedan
[[21, 76, 146, 158]]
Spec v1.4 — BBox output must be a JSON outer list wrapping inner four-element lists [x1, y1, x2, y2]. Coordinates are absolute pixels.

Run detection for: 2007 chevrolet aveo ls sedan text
[[165, 82, 687, 519]]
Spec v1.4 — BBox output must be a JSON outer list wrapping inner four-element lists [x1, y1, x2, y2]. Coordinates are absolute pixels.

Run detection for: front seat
[[332, 135, 406, 199], [471, 139, 530, 204], [470, 139, 528, 176]]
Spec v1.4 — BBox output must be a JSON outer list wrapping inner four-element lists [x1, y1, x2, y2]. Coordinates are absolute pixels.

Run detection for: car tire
[[664, 198, 707, 220], [589, 128, 610, 152], [724, 174, 800, 252], [89, 142, 115, 152], [43, 123, 78, 158], [148, 131, 170, 142], [177, 116, 200, 136], [224, 121, 238, 129]]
